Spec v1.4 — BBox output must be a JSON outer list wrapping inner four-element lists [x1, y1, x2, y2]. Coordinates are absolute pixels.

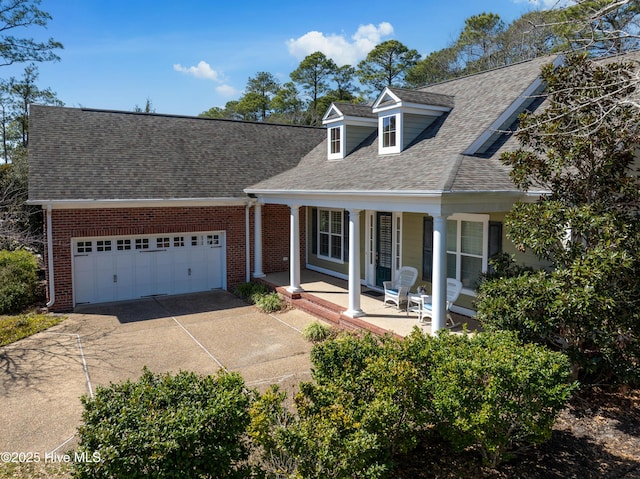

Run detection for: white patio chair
[[383, 266, 418, 310], [412, 278, 463, 328]]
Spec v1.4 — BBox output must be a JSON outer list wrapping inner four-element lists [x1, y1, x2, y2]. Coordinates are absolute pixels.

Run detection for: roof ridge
[[416, 54, 559, 91], [32, 104, 325, 130]]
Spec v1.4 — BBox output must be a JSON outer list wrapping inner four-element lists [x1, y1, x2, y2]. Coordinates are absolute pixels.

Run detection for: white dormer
[[372, 87, 454, 155], [322, 103, 377, 160]]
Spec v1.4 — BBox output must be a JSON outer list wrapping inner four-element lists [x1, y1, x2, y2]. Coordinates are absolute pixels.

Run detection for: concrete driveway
[[0, 291, 319, 456]]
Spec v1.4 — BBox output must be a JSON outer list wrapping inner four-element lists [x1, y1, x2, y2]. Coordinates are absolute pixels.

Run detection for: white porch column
[[286, 204, 303, 293], [253, 202, 265, 278], [344, 208, 365, 318], [431, 216, 447, 333]]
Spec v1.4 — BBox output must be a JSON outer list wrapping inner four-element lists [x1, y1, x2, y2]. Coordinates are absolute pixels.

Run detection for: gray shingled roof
[[249, 55, 558, 194], [386, 87, 455, 109], [332, 103, 376, 118], [28, 107, 325, 201]]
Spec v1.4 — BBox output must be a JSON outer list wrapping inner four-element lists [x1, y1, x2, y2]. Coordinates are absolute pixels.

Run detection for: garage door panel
[[73, 255, 94, 304], [72, 231, 226, 306]]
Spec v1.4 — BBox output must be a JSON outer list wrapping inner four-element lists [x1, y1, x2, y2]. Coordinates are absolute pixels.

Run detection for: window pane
[[461, 221, 483, 255], [331, 210, 342, 235], [383, 116, 396, 147], [446, 220, 457, 251], [330, 236, 342, 259], [461, 255, 482, 289], [447, 253, 456, 279], [319, 210, 329, 233], [319, 233, 329, 256], [330, 127, 341, 154]]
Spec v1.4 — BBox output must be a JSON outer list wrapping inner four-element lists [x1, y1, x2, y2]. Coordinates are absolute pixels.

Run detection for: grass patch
[[0, 312, 64, 346], [0, 460, 72, 478], [302, 321, 334, 343]]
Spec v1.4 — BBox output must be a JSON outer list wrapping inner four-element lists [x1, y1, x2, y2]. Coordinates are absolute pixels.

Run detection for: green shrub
[[234, 281, 270, 303], [428, 330, 577, 467], [74, 368, 254, 479], [255, 292, 283, 313], [301, 321, 334, 342], [0, 249, 39, 314], [250, 332, 433, 478]]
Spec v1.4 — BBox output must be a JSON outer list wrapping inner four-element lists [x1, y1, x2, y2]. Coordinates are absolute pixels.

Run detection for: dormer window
[[330, 126, 341, 155], [378, 112, 401, 154], [372, 87, 454, 155], [322, 103, 377, 160], [382, 115, 396, 148]]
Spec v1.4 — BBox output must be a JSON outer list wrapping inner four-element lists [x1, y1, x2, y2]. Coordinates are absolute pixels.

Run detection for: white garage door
[[72, 232, 225, 305]]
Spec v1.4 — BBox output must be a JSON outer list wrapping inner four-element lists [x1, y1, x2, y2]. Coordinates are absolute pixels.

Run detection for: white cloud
[[286, 22, 394, 66], [215, 84, 241, 98], [173, 61, 220, 81]]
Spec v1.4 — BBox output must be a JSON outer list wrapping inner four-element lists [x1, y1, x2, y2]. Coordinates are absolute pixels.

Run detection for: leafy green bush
[[74, 368, 254, 479], [249, 332, 433, 478], [255, 292, 284, 313], [249, 330, 575, 474], [477, 256, 640, 385], [0, 249, 39, 314], [301, 321, 334, 342], [428, 330, 577, 467], [234, 281, 270, 303]]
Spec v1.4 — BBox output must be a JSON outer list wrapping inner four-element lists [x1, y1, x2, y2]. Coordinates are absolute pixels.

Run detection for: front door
[[375, 212, 393, 287]]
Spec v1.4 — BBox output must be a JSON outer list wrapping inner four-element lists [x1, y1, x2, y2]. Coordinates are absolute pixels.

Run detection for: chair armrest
[[421, 295, 433, 305]]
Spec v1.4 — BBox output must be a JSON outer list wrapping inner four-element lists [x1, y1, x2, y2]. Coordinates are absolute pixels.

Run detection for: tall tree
[[133, 98, 155, 113], [0, 0, 62, 66], [290, 51, 337, 125], [500, 10, 563, 62], [331, 64, 358, 101], [4, 63, 62, 151], [405, 46, 462, 87], [270, 81, 305, 124], [357, 39, 420, 94], [456, 12, 507, 73], [245, 71, 280, 121], [555, 0, 640, 54], [477, 54, 640, 384]]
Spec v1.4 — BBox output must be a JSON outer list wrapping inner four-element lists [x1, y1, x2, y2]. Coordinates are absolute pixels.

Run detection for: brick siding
[[44, 204, 297, 312]]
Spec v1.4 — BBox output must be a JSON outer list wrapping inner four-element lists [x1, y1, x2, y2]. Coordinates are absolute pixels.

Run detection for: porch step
[[273, 284, 401, 338], [276, 286, 343, 324]]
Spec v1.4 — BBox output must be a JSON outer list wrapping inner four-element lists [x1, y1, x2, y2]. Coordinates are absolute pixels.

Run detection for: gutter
[[45, 204, 55, 308]]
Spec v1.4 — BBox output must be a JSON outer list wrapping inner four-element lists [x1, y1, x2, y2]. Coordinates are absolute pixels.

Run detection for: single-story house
[[28, 54, 566, 330]]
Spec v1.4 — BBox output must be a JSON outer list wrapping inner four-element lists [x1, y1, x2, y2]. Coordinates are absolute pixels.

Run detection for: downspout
[[245, 201, 252, 283], [45, 204, 55, 308]]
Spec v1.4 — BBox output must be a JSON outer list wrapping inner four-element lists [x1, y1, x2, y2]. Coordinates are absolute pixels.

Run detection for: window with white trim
[[382, 115, 396, 148], [446, 215, 489, 291], [318, 208, 343, 262], [330, 127, 341, 154]]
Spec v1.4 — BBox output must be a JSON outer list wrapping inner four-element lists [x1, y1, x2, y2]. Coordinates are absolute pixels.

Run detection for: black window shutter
[[343, 210, 349, 262], [488, 221, 503, 273], [311, 208, 318, 255], [422, 217, 433, 282]]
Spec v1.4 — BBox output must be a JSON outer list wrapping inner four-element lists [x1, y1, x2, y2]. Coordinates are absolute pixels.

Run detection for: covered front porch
[[260, 269, 481, 338]]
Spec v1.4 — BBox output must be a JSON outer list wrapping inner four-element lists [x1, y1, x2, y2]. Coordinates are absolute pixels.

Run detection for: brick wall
[[259, 204, 307, 275], [44, 204, 303, 312], [45, 206, 250, 311]]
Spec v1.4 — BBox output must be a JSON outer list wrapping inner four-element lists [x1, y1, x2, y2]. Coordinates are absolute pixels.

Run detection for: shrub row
[[251, 329, 576, 476], [74, 330, 576, 478]]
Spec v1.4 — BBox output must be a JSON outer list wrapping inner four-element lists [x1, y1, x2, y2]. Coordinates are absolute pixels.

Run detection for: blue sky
[[7, 0, 560, 116]]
